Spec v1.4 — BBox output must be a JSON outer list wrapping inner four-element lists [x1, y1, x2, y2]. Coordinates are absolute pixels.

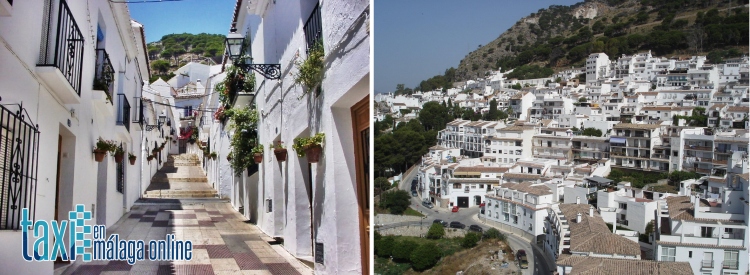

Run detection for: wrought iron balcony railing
[[116, 94, 131, 132], [37, 0, 84, 94], [303, 2, 322, 52], [722, 260, 738, 269], [93, 49, 114, 104], [0, 103, 40, 230]]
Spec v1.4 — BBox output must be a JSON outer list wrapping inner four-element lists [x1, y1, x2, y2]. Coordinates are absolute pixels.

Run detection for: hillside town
[[376, 51, 749, 275]]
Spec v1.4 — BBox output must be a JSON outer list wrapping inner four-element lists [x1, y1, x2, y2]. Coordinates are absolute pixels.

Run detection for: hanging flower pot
[[305, 145, 322, 163], [274, 148, 287, 162], [227, 155, 233, 161], [93, 149, 107, 162], [147, 155, 154, 162], [129, 156, 136, 165], [253, 153, 263, 163], [114, 152, 124, 163]]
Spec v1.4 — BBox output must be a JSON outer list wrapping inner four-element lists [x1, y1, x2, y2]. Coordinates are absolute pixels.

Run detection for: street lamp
[[224, 26, 282, 80], [145, 114, 166, 131]]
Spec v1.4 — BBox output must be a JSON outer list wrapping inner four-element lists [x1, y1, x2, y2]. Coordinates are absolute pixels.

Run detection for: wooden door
[[351, 95, 369, 274]]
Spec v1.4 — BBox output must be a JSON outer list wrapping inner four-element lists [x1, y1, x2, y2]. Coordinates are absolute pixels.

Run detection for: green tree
[[410, 243, 441, 271], [484, 228, 506, 241], [392, 240, 418, 263], [462, 232, 480, 248], [374, 177, 390, 195], [578, 97, 588, 102], [419, 102, 451, 131], [581, 128, 602, 137], [374, 236, 395, 258], [485, 99, 499, 120], [426, 223, 445, 239], [381, 190, 411, 214], [151, 60, 171, 74]]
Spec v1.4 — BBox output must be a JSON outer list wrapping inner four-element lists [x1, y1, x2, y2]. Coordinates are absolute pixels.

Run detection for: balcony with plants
[[92, 49, 115, 116]]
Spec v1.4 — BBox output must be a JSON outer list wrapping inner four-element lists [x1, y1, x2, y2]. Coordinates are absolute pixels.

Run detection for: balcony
[[701, 260, 713, 268], [116, 94, 131, 133], [36, 0, 84, 104], [685, 145, 712, 151], [92, 49, 114, 104], [722, 260, 738, 270], [132, 97, 144, 125]]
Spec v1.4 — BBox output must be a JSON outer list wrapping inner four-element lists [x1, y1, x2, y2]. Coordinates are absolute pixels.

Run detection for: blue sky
[[128, 0, 236, 43], [374, 0, 582, 93]]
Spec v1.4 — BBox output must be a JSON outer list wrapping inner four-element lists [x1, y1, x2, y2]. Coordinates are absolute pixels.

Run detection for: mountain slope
[[146, 33, 225, 82], [455, 0, 748, 81]]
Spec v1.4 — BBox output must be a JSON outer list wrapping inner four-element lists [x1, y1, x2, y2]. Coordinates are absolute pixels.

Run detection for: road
[[399, 168, 553, 275]]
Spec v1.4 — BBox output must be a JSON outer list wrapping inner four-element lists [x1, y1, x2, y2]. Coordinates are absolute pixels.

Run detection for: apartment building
[[610, 123, 667, 172], [586, 53, 611, 86], [545, 203, 642, 265], [484, 125, 534, 165], [438, 119, 470, 149], [484, 181, 555, 238], [676, 128, 749, 177], [655, 174, 749, 275], [596, 181, 669, 233], [464, 120, 497, 158]]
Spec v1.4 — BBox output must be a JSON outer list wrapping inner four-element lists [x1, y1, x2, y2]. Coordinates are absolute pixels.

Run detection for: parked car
[[451, 206, 459, 212], [422, 201, 434, 209], [469, 224, 483, 232], [433, 219, 448, 227], [516, 249, 528, 269], [411, 190, 418, 197], [449, 221, 465, 229]]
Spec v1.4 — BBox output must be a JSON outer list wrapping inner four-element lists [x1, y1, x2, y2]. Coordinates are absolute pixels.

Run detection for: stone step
[[142, 193, 217, 199], [150, 177, 208, 183]]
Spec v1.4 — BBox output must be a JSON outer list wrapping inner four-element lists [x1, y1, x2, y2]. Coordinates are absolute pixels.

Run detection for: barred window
[[0, 104, 40, 230]]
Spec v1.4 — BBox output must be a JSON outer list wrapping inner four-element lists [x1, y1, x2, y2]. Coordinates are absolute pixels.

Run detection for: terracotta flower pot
[[114, 152, 124, 163], [129, 157, 136, 165], [305, 145, 322, 163], [147, 156, 154, 162], [227, 155, 233, 161], [274, 148, 287, 162], [94, 149, 107, 162], [253, 153, 263, 163], [211, 155, 217, 160]]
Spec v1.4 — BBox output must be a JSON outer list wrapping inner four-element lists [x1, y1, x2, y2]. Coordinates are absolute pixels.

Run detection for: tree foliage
[[426, 223, 445, 239], [380, 190, 411, 215], [410, 243, 441, 271], [462, 232, 480, 248], [392, 240, 419, 262], [374, 236, 395, 258]]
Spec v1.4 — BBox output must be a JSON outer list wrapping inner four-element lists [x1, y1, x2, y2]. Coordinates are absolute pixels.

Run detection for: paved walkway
[[63, 154, 311, 275]]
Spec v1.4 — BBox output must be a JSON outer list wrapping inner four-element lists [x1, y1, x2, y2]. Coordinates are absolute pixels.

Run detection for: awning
[[453, 171, 481, 176], [610, 137, 626, 143]]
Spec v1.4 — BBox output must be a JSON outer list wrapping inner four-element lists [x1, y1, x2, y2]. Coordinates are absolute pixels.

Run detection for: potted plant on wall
[[93, 138, 113, 162], [210, 152, 217, 160], [271, 141, 287, 162], [252, 144, 263, 163], [113, 145, 125, 163], [294, 41, 325, 97], [292, 133, 325, 163], [147, 155, 154, 162], [227, 151, 233, 161], [128, 153, 137, 165]]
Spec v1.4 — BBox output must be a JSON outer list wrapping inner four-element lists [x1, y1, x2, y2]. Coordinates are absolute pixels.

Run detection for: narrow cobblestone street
[[64, 155, 311, 275]]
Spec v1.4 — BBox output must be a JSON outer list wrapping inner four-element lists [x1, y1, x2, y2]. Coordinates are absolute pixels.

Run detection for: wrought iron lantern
[[224, 26, 281, 80]]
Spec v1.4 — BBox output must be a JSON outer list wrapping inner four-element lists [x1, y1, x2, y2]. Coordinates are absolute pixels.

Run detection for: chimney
[[589, 207, 594, 217], [576, 212, 582, 223], [576, 196, 580, 204], [197, 79, 201, 83]]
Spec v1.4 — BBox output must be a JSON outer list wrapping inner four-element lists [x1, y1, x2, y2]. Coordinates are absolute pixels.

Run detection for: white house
[[484, 181, 555, 239], [202, 0, 370, 273]]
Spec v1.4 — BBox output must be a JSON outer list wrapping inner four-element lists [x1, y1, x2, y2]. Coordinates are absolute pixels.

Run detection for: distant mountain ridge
[[147, 33, 225, 82], [455, 0, 749, 81]]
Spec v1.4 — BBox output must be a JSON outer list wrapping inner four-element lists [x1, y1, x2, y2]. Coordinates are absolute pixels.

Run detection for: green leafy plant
[[226, 107, 260, 175], [251, 144, 264, 155], [218, 65, 256, 107], [209, 152, 217, 159], [112, 145, 124, 155], [292, 133, 325, 157], [128, 153, 136, 160], [270, 141, 285, 150], [294, 41, 324, 94], [94, 138, 116, 153], [426, 223, 445, 239]]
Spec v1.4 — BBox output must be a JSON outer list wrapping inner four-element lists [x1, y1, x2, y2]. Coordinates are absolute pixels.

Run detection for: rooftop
[[558, 204, 641, 257], [555, 255, 693, 275]]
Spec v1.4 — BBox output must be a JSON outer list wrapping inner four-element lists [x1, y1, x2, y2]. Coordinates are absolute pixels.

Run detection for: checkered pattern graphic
[[69, 204, 92, 261]]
